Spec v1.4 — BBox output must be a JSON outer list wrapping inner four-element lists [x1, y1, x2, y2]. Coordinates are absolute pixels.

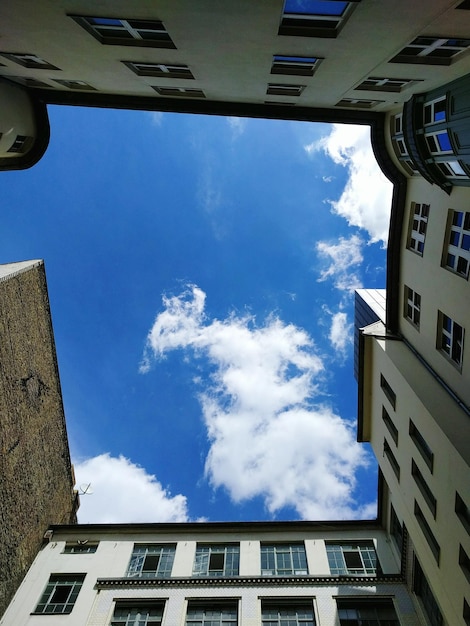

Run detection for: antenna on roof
[[78, 483, 94, 495]]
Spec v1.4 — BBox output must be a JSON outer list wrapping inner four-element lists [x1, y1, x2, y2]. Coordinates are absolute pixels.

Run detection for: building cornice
[[95, 574, 403, 589]]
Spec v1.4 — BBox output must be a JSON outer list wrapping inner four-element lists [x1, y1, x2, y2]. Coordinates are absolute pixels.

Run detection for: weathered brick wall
[[0, 261, 77, 617]]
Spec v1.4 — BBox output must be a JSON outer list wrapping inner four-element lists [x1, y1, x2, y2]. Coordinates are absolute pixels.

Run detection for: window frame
[[126, 544, 176, 579], [123, 61, 194, 79], [266, 83, 305, 97], [384, 438, 400, 481], [406, 202, 429, 256], [380, 373, 396, 409], [404, 285, 421, 329], [437, 310, 465, 369], [110, 601, 165, 626], [442, 209, 470, 279], [271, 55, 322, 77], [185, 601, 238, 626], [193, 544, 240, 577], [260, 543, 308, 576], [69, 16, 176, 49], [336, 598, 400, 625], [356, 76, 418, 92], [261, 599, 316, 626], [0, 52, 60, 70], [409, 420, 434, 472], [412, 459, 437, 518], [326, 540, 379, 576], [33, 574, 85, 615], [391, 36, 470, 66], [382, 406, 398, 445], [63, 541, 98, 554], [152, 86, 205, 98], [413, 556, 443, 626], [278, 1, 360, 39], [414, 500, 440, 563]]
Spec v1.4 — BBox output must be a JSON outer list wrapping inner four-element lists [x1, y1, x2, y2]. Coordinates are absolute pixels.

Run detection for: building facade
[[2, 1, 470, 169], [0, 260, 78, 618], [0, 521, 422, 626]]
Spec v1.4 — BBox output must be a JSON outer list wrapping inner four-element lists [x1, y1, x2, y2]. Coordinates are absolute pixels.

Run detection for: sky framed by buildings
[[1, 104, 392, 523]]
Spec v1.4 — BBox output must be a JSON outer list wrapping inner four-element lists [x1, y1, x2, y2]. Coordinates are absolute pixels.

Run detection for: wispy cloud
[[74, 453, 189, 523], [227, 117, 247, 139], [305, 124, 392, 245], [141, 285, 374, 520], [316, 234, 363, 293], [149, 111, 164, 126], [329, 311, 353, 357]]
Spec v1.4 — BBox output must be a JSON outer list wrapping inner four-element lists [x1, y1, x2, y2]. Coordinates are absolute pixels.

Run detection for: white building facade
[[1, 522, 422, 626]]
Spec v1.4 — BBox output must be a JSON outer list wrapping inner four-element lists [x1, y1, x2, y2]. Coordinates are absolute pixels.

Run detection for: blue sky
[[1, 105, 392, 523]]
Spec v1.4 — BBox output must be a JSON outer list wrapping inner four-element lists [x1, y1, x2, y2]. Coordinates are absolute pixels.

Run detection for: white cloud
[[141, 286, 375, 520], [329, 311, 352, 357], [306, 124, 393, 245], [227, 117, 247, 139], [316, 234, 363, 293], [74, 454, 189, 523], [149, 111, 164, 126]]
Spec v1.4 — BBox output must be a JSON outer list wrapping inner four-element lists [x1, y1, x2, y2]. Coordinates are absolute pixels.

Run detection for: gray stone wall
[[0, 261, 77, 617]]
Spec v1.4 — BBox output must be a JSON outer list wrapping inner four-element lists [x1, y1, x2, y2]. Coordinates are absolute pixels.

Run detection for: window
[[409, 420, 434, 472], [63, 541, 98, 554], [356, 76, 418, 92], [123, 61, 194, 78], [152, 86, 205, 98], [435, 160, 469, 179], [413, 557, 443, 626], [267, 84, 305, 96], [390, 505, 403, 552], [278, 1, 358, 38], [407, 202, 429, 255], [380, 374, 396, 409], [336, 599, 399, 625], [437, 310, 465, 368], [384, 439, 400, 481], [271, 55, 322, 77], [425, 129, 453, 154], [412, 459, 437, 518], [455, 492, 470, 535], [326, 541, 379, 576], [185, 602, 238, 626], [70, 16, 175, 48], [261, 543, 308, 575], [382, 407, 398, 444], [7, 135, 33, 154], [463, 597, 470, 622], [261, 600, 316, 626], [443, 210, 470, 279], [193, 544, 239, 577], [404, 286, 421, 328], [391, 36, 470, 65], [0, 52, 60, 69], [459, 545, 470, 583], [8, 76, 50, 88], [34, 574, 85, 614], [335, 98, 383, 108], [126, 544, 175, 578], [111, 603, 165, 626], [391, 114, 419, 176], [414, 501, 440, 563], [53, 79, 96, 90], [424, 97, 446, 125]]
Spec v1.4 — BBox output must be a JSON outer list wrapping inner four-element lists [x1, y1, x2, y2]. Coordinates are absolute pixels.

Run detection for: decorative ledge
[[95, 574, 403, 589]]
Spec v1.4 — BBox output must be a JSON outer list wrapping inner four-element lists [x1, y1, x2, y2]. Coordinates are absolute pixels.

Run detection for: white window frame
[[442, 210, 470, 278], [404, 285, 421, 328], [326, 541, 379, 576], [437, 310, 465, 369], [193, 544, 239, 577], [407, 202, 429, 255], [126, 544, 175, 578], [111, 603, 165, 626], [261, 601, 316, 626], [424, 96, 446, 125], [261, 543, 308, 576]]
